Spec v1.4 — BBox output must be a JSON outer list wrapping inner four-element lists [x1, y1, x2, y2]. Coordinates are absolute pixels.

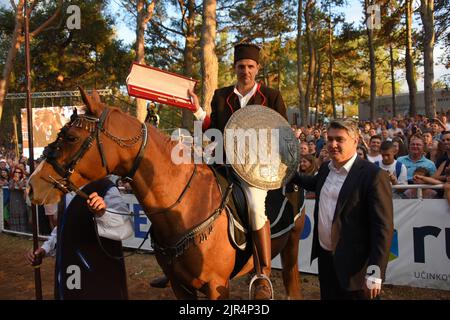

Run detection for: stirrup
[[248, 274, 274, 300]]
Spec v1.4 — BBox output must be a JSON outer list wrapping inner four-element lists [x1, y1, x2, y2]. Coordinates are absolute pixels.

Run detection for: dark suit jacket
[[292, 157, 394, 291], [206, 83, 287, 132]]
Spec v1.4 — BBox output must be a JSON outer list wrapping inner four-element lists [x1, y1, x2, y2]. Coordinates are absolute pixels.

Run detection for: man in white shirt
[[291, 119, 393, 300], [367, 135, 383, 163], [26, 177, 133, 299]]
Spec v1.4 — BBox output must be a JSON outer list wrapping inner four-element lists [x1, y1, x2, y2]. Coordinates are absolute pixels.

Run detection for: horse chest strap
[[151, 208, 222, 260]]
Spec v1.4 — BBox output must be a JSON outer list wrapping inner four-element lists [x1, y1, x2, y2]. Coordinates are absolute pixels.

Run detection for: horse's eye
[[65, 135, 79, 143]]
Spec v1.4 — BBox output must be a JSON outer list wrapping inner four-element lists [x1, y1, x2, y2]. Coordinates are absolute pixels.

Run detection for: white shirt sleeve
[[193, 108, 207, 122], [94, 186, 133, 241], [41, 227, 58, 256], [44, 203, 58, 216]]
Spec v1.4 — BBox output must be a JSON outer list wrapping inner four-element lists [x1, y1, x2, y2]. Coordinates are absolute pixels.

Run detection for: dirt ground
[[1, 233, 449, 300]]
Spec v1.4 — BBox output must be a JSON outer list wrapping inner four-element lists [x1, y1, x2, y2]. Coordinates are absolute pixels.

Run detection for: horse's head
[[28, 87, 145, 204]]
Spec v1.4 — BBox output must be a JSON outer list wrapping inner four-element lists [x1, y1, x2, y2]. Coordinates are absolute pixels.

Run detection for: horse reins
[[43, 106, 203, 260], [43, 107, 150, 260], [44, 108, 148, 187]]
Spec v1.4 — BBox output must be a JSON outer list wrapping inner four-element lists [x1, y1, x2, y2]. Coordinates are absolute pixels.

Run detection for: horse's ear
[[92, 90, 101, 103], [78, 86, 103, 116]]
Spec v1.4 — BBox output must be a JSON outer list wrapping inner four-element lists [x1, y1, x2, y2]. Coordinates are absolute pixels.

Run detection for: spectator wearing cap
[[0, 158, 9, 173]]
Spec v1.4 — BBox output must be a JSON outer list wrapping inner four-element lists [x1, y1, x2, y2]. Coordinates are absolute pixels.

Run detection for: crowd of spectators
[[291, 111, 450, 203], [0, 146, 33, 232], [1, 111, 450, 234]]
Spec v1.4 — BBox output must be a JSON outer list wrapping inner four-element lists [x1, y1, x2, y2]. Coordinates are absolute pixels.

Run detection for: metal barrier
[[391, 184, 444, 200], [1, 184, 447, 238]]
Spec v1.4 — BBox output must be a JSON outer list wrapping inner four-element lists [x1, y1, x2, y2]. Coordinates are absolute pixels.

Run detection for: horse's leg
[[201, 278, 230, 300], [170, 281, 198, 300], [280, 207, 305, 300]]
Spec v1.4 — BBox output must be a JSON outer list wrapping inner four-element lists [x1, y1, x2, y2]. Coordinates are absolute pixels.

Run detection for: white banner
[[384, 200, 450, 290], [273, 199, 450, 291], [121, 194, 153, 251]]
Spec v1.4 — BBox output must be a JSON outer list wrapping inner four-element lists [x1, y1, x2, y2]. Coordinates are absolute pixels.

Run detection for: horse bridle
[[43, 107, 148, 192]]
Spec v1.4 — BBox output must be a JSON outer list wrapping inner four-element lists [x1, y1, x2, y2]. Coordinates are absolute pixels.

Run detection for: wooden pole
[[24, 0, 43, 300]]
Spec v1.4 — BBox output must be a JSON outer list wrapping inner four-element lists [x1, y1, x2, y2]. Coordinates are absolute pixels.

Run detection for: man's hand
[[388, 173, 397, 185], [26, 247, 45, 266], [87, 192, 106, 217], [188, 89, 201, 112], [365, 278, 382, 299]]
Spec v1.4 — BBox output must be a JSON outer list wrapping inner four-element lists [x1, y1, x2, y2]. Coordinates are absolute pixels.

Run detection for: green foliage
[[2, 0, 133, 93]]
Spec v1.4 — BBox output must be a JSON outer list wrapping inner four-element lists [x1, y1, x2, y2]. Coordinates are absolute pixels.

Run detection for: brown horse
[[28, 89, 305, 299]]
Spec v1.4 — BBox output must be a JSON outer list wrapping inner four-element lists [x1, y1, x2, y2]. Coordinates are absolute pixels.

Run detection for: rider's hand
[[87, 192, 106, 217], [26, 247, 45, 266], [188, 89, 201, 113]]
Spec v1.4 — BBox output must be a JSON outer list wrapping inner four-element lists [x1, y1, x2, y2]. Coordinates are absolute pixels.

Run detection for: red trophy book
[[126, 62, 198, 111]]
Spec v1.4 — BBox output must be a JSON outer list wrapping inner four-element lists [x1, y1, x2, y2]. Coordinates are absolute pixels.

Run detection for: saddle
[[210, 165, 305, 251]]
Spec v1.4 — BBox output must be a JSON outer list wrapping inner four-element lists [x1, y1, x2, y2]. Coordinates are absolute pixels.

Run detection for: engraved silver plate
[[224, 105, 300, 190]]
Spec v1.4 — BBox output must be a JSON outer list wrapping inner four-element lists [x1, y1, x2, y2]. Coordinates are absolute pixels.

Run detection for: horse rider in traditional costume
[[188, 43, 287, 300]]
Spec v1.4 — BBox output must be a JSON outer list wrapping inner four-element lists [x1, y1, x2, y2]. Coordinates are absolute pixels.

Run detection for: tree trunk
[[365, 0, 377, 121], [314, 47, 322, 124], [389, 43, 396, 117], [405, 0, 417, 117], [181, 0, 196, 130], [304, 0, 316, 125], [328, 13, 336, 119], [0, 0, 25, 123], [277, 35, 282, 92], [200, 0, 218, 115], [13, 114, 19, 157], [389, 43, 397, 117], [262, 35, 268, 86], [297, 0, 305, 126], [0, 0, 63, 123], [420, 0, 436, 118], [135, 0, 156, 122]]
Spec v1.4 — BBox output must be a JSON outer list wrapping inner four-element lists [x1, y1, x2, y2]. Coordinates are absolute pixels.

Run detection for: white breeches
[[239, 177, 268, 231]]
